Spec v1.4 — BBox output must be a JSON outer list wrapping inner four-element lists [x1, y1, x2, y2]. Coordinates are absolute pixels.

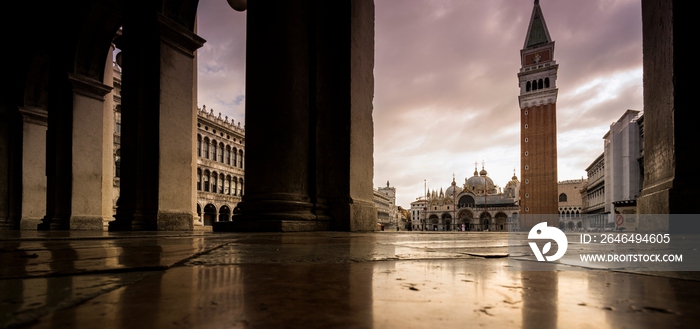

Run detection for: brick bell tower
[[518, 0, 559, 230]]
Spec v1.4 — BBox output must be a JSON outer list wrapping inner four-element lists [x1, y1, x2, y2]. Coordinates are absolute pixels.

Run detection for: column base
[[157, 211, 194, 231], [20, 217, 42, 230], [213, 217, 330, 232], [327, 199, 377, 231], [70, 216, 108, 230], [109, 211, 194, 231]]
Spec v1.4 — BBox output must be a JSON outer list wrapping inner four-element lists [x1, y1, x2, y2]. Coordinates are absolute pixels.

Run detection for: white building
[[582, 110, 643, 230]]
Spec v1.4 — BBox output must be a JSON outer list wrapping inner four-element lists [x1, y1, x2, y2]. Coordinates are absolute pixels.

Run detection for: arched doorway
[[480, 212, 491, 231], [219, 205, 231, 222], [495, 212, 507, 231], [203, 204, 217, 226], [429, 215, 439, 231], [458, 210, 473, 231], [442, 213, 452, 231]]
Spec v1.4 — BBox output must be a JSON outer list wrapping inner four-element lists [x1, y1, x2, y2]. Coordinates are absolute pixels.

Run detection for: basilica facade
[[410, 166, 521, 231]]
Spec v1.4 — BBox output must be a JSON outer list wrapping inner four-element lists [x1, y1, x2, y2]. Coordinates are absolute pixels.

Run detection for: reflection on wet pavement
[[1, 232, 699, 328]]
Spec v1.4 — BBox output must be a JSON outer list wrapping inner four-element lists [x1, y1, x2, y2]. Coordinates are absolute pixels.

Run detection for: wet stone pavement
[[1, 231, 699, 328]]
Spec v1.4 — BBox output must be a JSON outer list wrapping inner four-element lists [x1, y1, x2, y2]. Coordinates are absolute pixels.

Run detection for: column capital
[[68, 74, 113, 101], [18, 106, 48, 126], [157, 13, 206, 57]]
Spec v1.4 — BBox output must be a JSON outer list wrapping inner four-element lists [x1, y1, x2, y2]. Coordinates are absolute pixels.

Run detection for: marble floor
[[1, 231, 699, 328]]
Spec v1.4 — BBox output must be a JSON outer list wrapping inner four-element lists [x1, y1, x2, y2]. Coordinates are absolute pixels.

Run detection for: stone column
[[68, 74, 113, 230], [637, 0, 696, 232], [219, 0, 322, 232], [215, 0, 376, 232], [18, 107, 48, 229], [111, 13, 203, 231], [315, 0, 377, 231]]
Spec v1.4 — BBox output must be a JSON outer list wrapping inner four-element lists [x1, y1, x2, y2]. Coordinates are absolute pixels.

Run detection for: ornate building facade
[[518, 0, 559, 229], [558, 179, 586, 231], [196, 106, 245, 226], [410, 165, 521, 231]]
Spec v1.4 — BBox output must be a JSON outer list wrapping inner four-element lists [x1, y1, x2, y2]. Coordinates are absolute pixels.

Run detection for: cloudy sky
[[196, 0, 643, 208]]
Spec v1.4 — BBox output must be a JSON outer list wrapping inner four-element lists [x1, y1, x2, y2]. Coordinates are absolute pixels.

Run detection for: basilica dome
[[465, 165, 496, 193]]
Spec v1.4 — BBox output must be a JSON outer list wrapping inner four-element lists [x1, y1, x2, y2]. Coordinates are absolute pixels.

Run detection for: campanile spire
[[517, 0, 559, 230]]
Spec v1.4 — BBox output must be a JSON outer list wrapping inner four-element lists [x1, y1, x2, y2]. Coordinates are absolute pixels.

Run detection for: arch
[[203, 137, 210, 159], [218, 142, 224, 162], [526, 81, 531, 91], [218, 173, 225, 193], [211, 139, 218, 160], [203, 204, 217, 226], [203, 170, 210, 192], [197, 134, 202, 157], [196, 203, 202, 218], [239, 178, 244, 195], [495, 212, 507, 231], [559, 193, 568, 202], [538, 79, 543, 89], [197, 168, 202, 190], [532, 80, 538, 90], [544, 77, 550, 88], [211, 171, 218, 193], [442, 213, 452, 231], [233, 177, 239, 196], [480, 212, 491, 231], [577, 221, 582, 229], [225, 175, 231, 195], [458, 209, 473, 223], [225, 145, 231, 165], [219, 205, 231, 222], [458, 195, 475, 206], [567, 221, 575, 230], [233, 147, 238, 166], [238, 150, 244, 168]]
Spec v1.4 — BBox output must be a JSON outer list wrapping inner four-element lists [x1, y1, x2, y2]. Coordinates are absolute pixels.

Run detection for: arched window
[[203, 170, 210, 192], [233, 148, 238, 166], [526, 81, 531, 92], [212, 172, 218, 193], [544, 77, 550, 88], [538, 79, 543, 89], [203, 138, 210, 159], [197, 168, 202, 190], [240, 178, 244, 195], [225, 146, 231, 165], [225, 175, 231, 195], [197, 135, 202, 157], [233, 177, 238, 196], [532, 80, 537, 90], [239, 150, 244, 168], [219, 173, 224, 193], [211, 140, 218, 161], [559, 193, 568, 202], [218, 143, 224, 162]]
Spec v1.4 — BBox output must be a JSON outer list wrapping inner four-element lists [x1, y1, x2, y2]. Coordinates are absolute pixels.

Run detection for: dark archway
[[203, 204, 217, 226], [219, 205, 231, 222]]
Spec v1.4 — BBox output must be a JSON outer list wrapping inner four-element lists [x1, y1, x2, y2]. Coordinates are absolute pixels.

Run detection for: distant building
[[411, 165, 520, 231], [375, 181, 400, 230], [196, 105, 246, 226], [581, 110, 643, 231], [558, 179, 586, 230]]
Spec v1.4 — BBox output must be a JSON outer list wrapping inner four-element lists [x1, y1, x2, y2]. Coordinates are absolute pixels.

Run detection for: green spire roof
[[524, 1, 552, 48]]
